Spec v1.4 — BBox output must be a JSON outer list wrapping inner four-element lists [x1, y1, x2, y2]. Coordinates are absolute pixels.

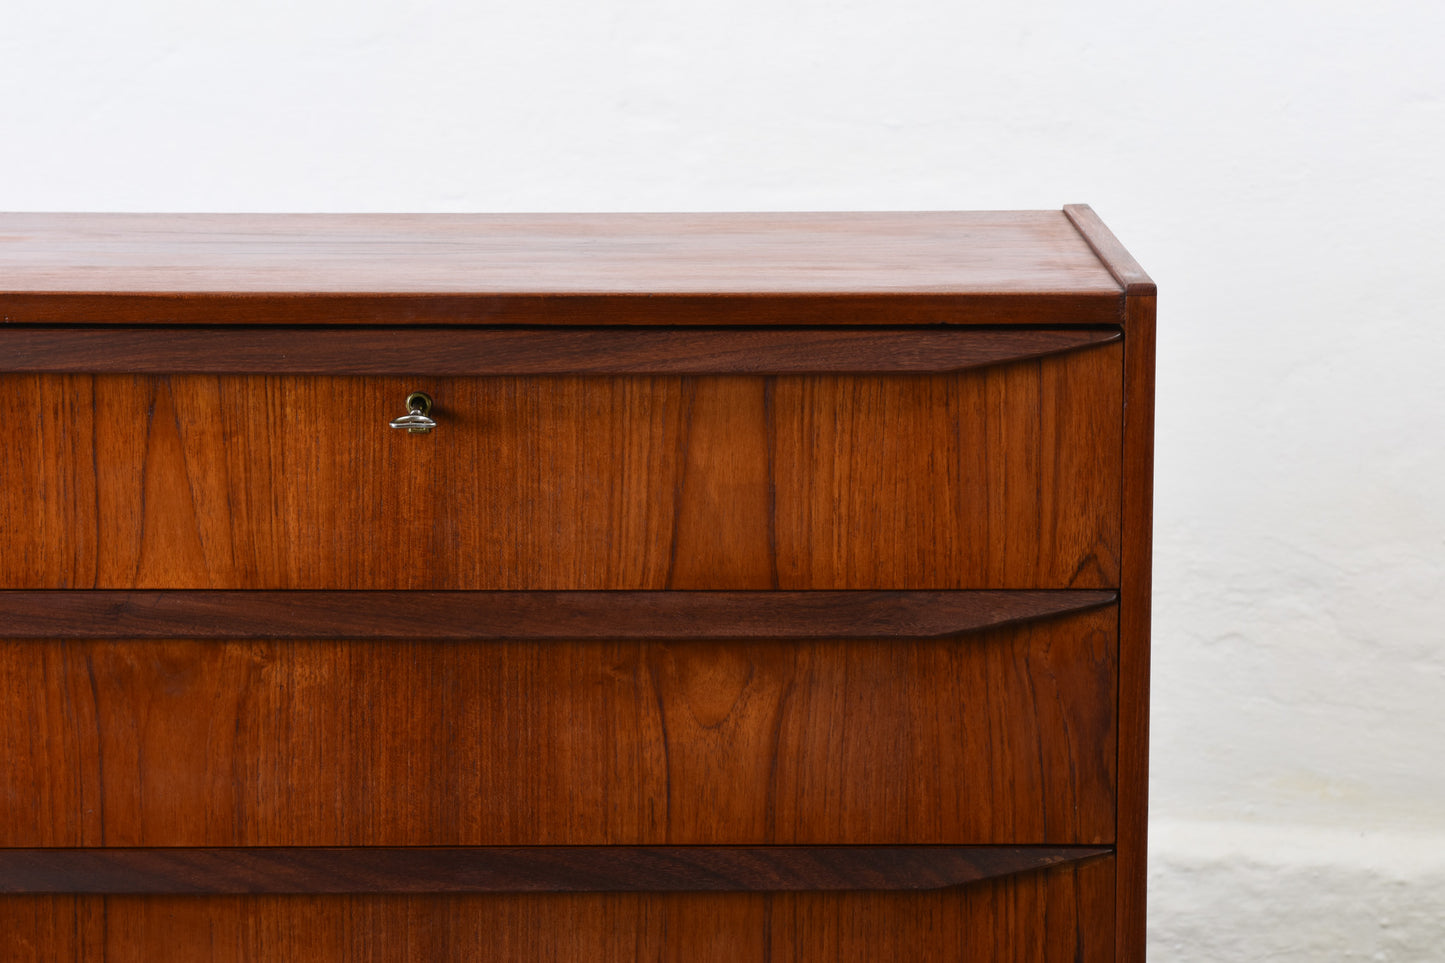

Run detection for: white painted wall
[[4, 1, 1443, 956]]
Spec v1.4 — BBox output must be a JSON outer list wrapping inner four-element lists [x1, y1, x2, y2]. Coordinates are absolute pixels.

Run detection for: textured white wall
[[4, 1, 1443, 957]]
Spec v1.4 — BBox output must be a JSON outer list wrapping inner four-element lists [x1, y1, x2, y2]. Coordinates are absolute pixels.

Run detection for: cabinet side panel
[[1117, 295, 1156, 962]]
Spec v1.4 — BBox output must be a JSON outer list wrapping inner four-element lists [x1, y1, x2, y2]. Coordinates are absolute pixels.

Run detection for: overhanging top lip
[[0, 210, 1124, 297]]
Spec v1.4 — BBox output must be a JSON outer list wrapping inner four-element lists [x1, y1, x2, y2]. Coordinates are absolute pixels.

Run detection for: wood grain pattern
[[0, 325, 1120, 374], [0, 348, 1122, 589], [0, 845, 1109, 894], [0, 857, 1115, 962], [770, 346, 1123, 589], [0, 211, 1124, 327], [0, 589, 1116, 639], [0, 608, 1117, 847]]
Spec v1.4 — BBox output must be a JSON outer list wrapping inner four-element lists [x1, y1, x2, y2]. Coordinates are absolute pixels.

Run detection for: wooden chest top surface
[[0, 209, 1139, 325]]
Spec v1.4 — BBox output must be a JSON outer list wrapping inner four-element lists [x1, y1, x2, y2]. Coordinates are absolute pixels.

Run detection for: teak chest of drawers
[[0, 208, 1154, 962]]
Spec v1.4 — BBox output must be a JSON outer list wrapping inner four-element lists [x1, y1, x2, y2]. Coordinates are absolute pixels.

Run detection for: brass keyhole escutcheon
[[389, 391, 437, 434]]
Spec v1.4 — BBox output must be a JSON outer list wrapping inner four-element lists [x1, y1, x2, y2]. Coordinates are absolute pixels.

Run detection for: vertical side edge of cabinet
[[1116, 290, 1155, 963], [1063, 204, 1154, 963]]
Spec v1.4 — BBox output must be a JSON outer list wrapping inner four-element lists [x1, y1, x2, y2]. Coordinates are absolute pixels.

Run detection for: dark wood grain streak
[[0, 845, 1109, 894], [0, 858, 1116, 962], [0, 589, 1117, 639], [0, 325, 1119, 375]]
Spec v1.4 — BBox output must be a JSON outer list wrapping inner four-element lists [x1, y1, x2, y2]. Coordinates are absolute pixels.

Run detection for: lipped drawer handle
[[388, 391, 437, 434]]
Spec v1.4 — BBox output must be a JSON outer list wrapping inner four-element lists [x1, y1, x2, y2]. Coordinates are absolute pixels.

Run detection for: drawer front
[[0, 858, 1115, 962], [0, 343, 1120, 590], [0, 605, 1115, 848]]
